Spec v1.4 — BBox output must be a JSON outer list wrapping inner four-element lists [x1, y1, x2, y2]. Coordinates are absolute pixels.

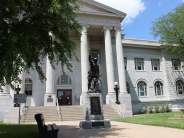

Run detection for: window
[[172, 59, 180, 70], [155, 81, 164, 96], [135, 58, 144, 70], [124, 57, 127, 69], [176, 80, 184, 95], [25, 78, 32, 96], [126, 82, 130, 94], [92, 79, 101, 92], [137, 81, 147, 96], [57, 52, 71, 61], [91, 49, 100, 63], [57, 75, 71, 85], [151, 59, 160, 71]]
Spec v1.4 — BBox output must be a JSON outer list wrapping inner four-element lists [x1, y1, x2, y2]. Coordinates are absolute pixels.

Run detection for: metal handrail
[[107, 95, 124, 118], [56, 98, 61, 121]]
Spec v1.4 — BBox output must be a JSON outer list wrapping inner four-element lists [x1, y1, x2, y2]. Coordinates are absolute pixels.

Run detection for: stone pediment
[[77, 0, 126, 18]]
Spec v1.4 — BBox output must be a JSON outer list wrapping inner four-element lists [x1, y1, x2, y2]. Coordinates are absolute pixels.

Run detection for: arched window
[[25, 78, 33, 96], [176, 80, 184, 95], [126, 82, 130, 94], [57, 75, 71, 85], [92, 80, 101, 92], [155, 81, 164, 96], [137, 81, 147, 96]]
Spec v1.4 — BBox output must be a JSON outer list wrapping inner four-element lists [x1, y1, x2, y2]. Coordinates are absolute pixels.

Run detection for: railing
[[56, 98, 61, 121], [106, 96, 124, 118]]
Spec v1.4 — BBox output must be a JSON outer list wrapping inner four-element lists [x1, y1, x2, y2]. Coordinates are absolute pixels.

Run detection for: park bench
[[34, 113, 59, 138]]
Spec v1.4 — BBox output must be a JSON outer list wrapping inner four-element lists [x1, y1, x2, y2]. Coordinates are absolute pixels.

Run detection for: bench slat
[[52, 123, 59, 131], [47, 124, 52, 131]]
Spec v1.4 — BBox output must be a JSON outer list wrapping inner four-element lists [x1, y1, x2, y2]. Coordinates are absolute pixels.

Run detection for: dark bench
[[34, 113, 59, 138]]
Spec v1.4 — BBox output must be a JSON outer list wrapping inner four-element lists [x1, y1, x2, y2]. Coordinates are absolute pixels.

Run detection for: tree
[[150, 3, 184, 59], [0, 0, 81, 89]]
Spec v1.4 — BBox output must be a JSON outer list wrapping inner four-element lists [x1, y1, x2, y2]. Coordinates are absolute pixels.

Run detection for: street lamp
[[114, 82, 120, 104]]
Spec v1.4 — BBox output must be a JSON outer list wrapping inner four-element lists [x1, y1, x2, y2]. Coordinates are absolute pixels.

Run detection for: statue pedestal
[[79, 92, 111, 129], [44, 93, 56, 106]]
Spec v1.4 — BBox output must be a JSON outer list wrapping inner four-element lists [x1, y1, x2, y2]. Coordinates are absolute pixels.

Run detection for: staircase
[[20, 105, 122, 123]]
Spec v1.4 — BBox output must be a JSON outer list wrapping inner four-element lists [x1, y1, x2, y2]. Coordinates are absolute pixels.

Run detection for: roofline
[[78, 0, 127, 18]]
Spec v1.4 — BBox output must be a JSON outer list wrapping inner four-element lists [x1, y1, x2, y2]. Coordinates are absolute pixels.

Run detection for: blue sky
[[95, 0, 184, 41]]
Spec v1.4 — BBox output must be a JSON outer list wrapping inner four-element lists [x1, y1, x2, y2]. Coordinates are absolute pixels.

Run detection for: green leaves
[[0, 0, 81, 89], [150, 3, 184, 59]]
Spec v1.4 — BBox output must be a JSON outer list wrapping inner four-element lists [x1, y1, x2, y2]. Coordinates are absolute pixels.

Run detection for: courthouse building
[[1, 0, 184, 120]]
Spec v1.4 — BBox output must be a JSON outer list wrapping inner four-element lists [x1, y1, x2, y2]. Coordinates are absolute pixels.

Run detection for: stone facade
[[1, 0, 184, 120]]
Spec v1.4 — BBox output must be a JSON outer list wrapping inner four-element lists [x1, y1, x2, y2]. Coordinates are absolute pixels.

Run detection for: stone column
[[103, 26, 115, 94], [114, 27, 127, 94], [81, 25, 89, 93], [18, 71, 25, 94], [44, 55, 56, 106], [0, 85, 11, 98]]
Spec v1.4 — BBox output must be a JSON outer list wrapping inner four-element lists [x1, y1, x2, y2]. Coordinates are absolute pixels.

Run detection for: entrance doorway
[[57, 90, 72, 106]]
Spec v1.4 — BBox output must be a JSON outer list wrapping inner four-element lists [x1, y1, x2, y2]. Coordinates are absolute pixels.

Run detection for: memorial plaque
[[92, 122, 104, 127], [90, 97, 101, 115], [47, 98, 53, 103]]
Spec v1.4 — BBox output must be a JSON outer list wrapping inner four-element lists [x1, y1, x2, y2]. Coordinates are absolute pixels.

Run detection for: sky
[[95, 0, 184, 41]]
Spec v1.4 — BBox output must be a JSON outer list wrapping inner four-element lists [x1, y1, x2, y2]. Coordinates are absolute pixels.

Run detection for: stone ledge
[[79, 120, 111, 129]]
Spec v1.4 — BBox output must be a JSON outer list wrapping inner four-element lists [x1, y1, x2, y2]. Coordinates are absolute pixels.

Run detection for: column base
[[0, 93, 11, 98], [106, 94, 133, 118], [44, 93, 56, 106]]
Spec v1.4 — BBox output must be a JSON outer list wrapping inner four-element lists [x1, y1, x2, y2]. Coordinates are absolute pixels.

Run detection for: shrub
[[165, 104, 172, 112], [154, 104, 160, 113], [160, 104, 165, 113], [141, 105, 149, 114], [148, 106, 154, 114]]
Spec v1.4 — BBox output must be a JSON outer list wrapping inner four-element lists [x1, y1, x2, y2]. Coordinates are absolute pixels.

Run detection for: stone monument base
[[44, 93, 56, 106], [79, 120, 111, 129]]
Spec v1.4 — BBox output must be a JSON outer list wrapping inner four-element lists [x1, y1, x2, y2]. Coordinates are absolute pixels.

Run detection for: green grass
[[0, 122, 38, 138], [111, 111, 184, 129]]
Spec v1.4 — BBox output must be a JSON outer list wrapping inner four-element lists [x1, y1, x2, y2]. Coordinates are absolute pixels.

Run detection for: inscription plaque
[[47, 98, 53, 103], [92, 122, 104, 127], [90, 97, 101, 115]]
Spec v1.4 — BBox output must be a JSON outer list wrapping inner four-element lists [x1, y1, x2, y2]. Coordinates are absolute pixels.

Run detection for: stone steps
[[20, 105, 122, 123]]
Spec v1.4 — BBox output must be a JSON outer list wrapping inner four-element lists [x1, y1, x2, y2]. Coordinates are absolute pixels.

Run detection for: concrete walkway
[[43, 121, 184, 138]]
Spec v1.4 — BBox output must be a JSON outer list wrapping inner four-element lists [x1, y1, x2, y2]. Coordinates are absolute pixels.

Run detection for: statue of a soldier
[[88, 50, 101, 92]]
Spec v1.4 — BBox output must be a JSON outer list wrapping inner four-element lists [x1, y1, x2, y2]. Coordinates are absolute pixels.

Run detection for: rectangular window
[[151, 59, 160, 71], [91, 49, 100, 63], [25, 84, 32, 95], [124, 57, 127, 69], [172, 59, 180, 70], [135, 58, 144, 70]]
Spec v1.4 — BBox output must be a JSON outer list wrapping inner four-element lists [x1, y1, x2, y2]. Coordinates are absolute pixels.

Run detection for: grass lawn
[[0, 121, 38, 138], [111, 111, 184, 129]]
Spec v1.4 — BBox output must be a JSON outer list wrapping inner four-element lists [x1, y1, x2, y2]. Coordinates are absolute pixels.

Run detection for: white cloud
[[94, 0, 146, 25]]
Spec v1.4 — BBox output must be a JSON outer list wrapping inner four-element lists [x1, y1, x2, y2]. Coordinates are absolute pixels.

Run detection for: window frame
[[57, 75, 72, 85], [137, 81, 147, 97], [135, 58, 144, 70], [172, 59, 181, 70], [151, 59, 160, 71], [176, 80, 184, 95], [124, 57, 127, 69], [25, 78, 33, 96], [154, 81, 164, 96], [91, 49, 100, 64]]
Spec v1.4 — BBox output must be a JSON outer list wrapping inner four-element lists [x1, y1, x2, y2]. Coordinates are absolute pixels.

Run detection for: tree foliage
[[0, 0, 81, 89], [150, 3, 184, 59]]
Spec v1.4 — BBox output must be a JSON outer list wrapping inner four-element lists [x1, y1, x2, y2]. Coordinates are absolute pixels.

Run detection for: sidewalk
[[44, 121, 184, 138]]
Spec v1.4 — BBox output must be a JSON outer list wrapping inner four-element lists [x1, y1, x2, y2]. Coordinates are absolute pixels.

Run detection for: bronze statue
[[88, 50, 101, 92]]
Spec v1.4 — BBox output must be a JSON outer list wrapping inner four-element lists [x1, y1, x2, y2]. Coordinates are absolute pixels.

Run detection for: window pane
[[25, 90, 32, 95], [61, 75, 68, 84], [25, 79, 32, 83], [25, 84, 32, 90]]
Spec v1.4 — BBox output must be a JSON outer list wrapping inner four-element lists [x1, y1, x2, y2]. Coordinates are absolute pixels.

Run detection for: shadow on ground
[[57, 124, 127, 138]]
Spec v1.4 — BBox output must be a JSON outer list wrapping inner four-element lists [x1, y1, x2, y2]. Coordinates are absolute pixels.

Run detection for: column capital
[[114, 26, 124, 31], [81, 24, 89, 29], [103, 26, 113, 30]]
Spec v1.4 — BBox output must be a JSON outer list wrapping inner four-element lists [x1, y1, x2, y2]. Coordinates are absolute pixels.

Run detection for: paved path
[[43, 121, 184, 138]]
